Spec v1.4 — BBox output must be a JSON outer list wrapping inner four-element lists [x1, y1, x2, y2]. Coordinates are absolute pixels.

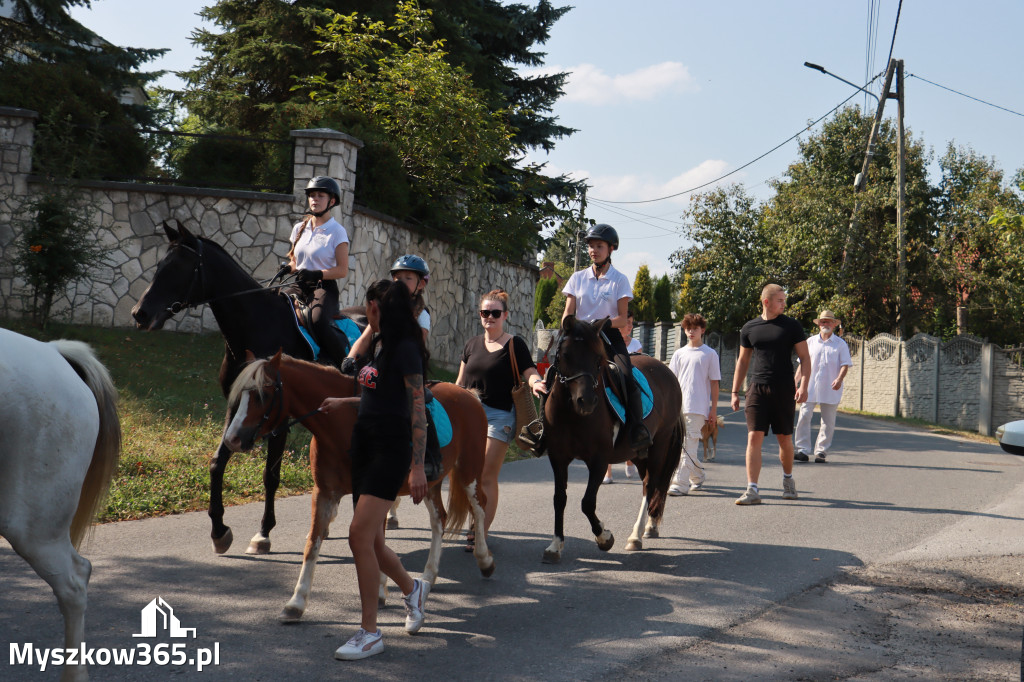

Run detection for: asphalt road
[[3, 407, 1023, 681]]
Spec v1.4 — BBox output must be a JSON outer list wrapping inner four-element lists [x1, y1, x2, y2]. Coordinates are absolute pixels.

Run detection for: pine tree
[[653, 274, 673, 322], [632, 265, 655, 323]]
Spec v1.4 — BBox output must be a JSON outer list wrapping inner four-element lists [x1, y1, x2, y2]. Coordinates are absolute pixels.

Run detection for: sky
[[69, 1, 1024, 286]]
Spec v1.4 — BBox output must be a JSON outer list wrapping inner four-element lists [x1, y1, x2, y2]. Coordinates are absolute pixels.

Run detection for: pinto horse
[[221, 351, 493, 622], [131, 221, 364, 556], [539, 315, 683, 563], [0, 329, 121, 682]]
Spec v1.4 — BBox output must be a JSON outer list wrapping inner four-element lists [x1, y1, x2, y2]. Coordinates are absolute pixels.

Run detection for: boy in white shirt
[[668, 314, 721, 496]]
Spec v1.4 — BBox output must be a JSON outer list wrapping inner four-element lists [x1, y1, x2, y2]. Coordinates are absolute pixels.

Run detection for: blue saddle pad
[[426, 399, 453, 449], [604, 366, 655, 425], [334, 317, 362, 346]]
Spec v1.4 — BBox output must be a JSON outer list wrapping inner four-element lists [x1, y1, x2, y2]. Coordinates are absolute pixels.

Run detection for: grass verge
[[839, 408, 998, 445]]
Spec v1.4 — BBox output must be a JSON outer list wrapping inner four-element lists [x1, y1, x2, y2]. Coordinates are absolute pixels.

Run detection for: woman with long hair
[[319, 279, 430, 660]]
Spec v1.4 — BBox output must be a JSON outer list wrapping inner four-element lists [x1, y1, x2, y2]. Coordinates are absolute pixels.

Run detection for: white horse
[[0, 328, 121, 682]]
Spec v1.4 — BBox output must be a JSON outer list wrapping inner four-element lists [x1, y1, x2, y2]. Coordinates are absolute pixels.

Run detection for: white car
[[995, 420, 1024, 455]]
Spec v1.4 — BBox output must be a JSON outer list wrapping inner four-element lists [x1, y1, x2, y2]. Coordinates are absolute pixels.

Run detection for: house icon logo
[[132, 597, 197, 639]]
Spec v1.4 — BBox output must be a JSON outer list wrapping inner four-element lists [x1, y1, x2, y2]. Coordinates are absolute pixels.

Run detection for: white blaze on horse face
[[223, 393, 251, 452]]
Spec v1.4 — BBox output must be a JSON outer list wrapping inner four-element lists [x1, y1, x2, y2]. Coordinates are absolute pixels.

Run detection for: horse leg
[[209, 442, 234, 554], [11, 534, 91, 681], [543, 460, 569, 563], [419, 488, 445, 587], [247, 430, 286, 555], [386, 498, 401, 529], [465, 479, 495, 578], [279, 487, 338, 623], [582, 460, 614, 552], [626, 493, 649, 550]]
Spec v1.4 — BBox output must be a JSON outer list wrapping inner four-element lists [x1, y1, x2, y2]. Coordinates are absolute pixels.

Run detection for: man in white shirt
[[794, 310, 852, 463]]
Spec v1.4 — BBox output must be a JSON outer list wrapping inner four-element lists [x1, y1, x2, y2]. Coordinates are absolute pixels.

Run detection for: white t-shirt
[[417, 308, 431, 331], [800, 333, 852, 404], [668, 343, 722, 418], [290, 217, 349, 271], [626, 337, 643, 354], [562, 264, 632, 322]]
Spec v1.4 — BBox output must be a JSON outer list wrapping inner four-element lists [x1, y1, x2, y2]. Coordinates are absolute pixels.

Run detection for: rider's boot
[[625, 378, 653, 452]]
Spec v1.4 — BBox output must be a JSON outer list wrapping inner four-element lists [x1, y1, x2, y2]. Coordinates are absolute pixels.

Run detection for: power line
[[908, 73, 1024, 118], [884, 0, 904, 69], [591, 86, 865, 205]]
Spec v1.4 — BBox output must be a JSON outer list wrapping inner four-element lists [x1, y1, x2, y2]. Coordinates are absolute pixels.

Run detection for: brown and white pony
[[222, 351, 492, 622]]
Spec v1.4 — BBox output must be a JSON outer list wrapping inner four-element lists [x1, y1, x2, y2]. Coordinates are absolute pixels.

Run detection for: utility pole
[[895, 59, 906, 338], [573, 187, 587, 272]]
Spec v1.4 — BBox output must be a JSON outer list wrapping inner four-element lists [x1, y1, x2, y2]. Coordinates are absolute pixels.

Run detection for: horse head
[[223, 349, 287, 452], [553, 315, 610, 416], [131, 221, 205, 330]]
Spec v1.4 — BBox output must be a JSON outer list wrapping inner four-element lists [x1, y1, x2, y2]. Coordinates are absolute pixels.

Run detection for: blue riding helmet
[[390, 254, 430, 282]]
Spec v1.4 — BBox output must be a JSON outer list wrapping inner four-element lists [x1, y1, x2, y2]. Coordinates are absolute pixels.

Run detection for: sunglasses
[[479, 309, 504, 318]]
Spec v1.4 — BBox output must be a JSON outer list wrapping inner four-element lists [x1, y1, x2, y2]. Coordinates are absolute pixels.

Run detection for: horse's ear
[[244, 350, 256, 362], [163, 221, 179, 242], [593, 317, 611, 336], [270, 348, 283, 368], [561, 315, 576, 334]]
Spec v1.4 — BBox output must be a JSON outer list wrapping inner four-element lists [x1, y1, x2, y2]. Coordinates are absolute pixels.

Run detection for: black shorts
[[744, 383, 796, 435], [351, 415, 412, 504]]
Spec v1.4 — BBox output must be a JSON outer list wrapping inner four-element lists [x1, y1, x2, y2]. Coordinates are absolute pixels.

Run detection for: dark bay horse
[[131, 220, 364, 555], [539, 315, 683, 563], [0, 329, 121, 682], [221, 351, 493, 622]]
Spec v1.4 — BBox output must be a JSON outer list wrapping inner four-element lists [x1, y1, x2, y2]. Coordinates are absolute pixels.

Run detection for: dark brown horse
[[539, 315, 683, 563], [131, 221, 364, 555], [222, 351, 493, 622]]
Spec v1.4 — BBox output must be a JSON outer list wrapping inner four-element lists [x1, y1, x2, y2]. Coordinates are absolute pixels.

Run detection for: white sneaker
[[602, 474, 614, 485], [689, 481, 704, 493], [668, 484, 687, 496], [625, 461, 638, 479], [403, 578, 427, 634], [334, 628, 383, 660]]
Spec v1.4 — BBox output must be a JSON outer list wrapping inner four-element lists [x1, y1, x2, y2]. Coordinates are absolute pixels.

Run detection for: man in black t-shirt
[[729, 284, 811, 505]]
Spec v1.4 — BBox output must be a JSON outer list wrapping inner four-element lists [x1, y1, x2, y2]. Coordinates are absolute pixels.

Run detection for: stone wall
[[0, 108, 536, 370]]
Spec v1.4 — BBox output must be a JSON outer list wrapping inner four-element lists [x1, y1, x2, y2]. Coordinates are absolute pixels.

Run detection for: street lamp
[[803, 62, 879, 106]]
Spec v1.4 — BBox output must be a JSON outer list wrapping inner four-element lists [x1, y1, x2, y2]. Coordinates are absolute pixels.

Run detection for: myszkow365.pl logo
[[9, 597, 221, 673]]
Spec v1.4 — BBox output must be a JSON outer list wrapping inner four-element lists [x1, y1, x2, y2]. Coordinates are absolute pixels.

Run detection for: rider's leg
[[606, 332, 653, 452], [310, 286, 347, 366]]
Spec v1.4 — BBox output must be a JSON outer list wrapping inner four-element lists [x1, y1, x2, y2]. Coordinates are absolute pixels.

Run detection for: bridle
[[248, 369, 323, 441], [164, 239, 291, 315], [550, 329, 603, 391]]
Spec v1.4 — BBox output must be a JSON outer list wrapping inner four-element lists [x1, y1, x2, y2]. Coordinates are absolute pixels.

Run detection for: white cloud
[[525, 62, 697, 105], [584, 159, 734, 205]]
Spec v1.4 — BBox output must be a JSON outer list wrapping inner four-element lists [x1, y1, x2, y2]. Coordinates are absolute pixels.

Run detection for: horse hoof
[[480, 556, 496, 578], [386, 516, 399, 530], [541, 550, 561, 564], [625, 539, 643, 551], [246, 538, 271, 555], [596, 532, 614, 552], [212, 528, 233, 554], [278, 606, 304, 623], [643, 528, 659, 539]]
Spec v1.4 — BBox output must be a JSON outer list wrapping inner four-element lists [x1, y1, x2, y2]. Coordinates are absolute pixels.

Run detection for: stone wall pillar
[[290, 128, 363, 225]]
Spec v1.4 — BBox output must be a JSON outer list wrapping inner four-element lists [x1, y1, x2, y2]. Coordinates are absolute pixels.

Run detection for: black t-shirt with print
[[739, 315, 805, 386], [357, 337, 423, 419], [460, 335, 536, 411]]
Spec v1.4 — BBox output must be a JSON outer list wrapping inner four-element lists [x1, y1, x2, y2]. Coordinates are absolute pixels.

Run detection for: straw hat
[[813, 309, 840, 325]]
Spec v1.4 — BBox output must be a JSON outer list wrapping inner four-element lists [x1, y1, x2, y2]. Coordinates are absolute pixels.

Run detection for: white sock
[[783, 473, 793, 479], [748, 482, 759, 492]]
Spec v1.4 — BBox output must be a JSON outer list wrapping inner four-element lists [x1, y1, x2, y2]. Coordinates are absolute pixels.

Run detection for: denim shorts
[[482, 403, 516, 443]]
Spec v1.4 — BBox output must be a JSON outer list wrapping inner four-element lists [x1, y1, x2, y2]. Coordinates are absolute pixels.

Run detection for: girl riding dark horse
[[539, 315, 683, 563], [131, 220, 363, 555]]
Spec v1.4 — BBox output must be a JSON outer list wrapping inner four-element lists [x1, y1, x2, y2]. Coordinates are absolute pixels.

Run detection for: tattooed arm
[[405, 373, 428, 504]]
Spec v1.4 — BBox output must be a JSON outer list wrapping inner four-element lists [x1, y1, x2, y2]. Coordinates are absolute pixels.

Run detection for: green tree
[[632, 265, 655, 323], [543, 262, 573, 327], [760, 106, 935, 335], [542, 216, 588, 269], [534, 276, 558, 326], [0, 0, 165, 177], [933, 146, 1024, 342], [653, 274, 673, 322], [670, 184, 768, 332]]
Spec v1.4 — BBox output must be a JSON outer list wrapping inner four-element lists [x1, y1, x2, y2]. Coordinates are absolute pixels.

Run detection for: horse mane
[[227, 353, 348, 410], [560, 317, 609, 363]]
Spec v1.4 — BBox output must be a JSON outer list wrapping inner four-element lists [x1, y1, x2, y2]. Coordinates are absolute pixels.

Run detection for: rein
[[550, 328, 603, 390], [167, 240, 293, 314], [251, 369, 323, 441]]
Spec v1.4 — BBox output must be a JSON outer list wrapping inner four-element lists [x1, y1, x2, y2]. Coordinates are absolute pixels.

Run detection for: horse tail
[[442, 387, 485, 539], [444, 456, 472, 539], [52, 340, 123, 549]]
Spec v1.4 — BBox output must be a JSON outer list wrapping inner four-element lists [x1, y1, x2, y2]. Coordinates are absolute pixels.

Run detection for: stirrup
[[518, 419, 545, 455]]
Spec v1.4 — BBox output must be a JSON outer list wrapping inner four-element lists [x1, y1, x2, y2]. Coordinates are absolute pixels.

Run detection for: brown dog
[[700, 415, 725, 461]]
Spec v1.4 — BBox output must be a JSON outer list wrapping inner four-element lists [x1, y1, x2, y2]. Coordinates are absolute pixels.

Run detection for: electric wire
[[884, 0, 903, 69], [907, 73, 1024, 119]]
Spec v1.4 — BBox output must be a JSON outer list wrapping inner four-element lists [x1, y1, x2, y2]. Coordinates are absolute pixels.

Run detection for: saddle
[[288, 294, 363, 362]]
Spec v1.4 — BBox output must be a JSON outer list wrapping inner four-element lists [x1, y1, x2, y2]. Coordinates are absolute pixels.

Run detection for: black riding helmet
[[584, 223, 619, 250], [304, 176, 341, 216]]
